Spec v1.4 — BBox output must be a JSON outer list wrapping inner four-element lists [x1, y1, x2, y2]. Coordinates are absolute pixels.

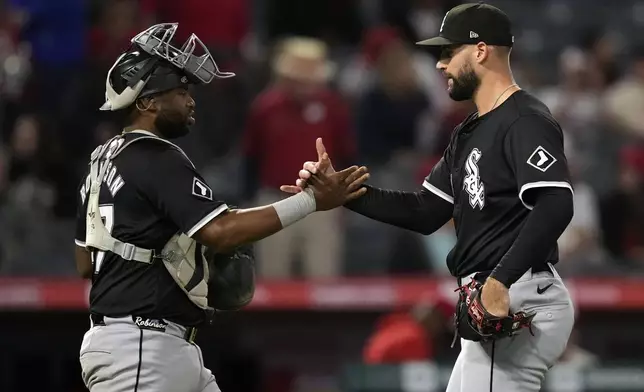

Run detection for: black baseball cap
[[417, 2, 514, 48]]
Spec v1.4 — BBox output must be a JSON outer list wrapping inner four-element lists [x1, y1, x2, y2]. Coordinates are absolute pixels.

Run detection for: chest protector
[[85, 134, 213, 312]]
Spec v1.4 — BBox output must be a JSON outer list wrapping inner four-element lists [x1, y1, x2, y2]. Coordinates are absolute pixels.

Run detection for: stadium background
[[1, 0, 644, 391]]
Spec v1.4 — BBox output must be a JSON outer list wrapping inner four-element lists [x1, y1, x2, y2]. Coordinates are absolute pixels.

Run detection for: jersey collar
[[130, 130, 158, 137]]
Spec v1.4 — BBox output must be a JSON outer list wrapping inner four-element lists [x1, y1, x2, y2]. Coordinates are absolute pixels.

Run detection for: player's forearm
[[344, 185, 452, 235], [201, 207, 283, 252], [195, 191, 315, 253], [490, 188, 574, 287]]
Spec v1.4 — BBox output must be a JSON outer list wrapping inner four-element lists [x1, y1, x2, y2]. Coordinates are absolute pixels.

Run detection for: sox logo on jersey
[[463, 148, 485, 210]]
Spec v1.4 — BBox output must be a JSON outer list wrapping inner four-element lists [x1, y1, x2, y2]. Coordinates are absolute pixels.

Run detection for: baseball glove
[[205, 244, 256, 311], [453, 279, 535, 343]]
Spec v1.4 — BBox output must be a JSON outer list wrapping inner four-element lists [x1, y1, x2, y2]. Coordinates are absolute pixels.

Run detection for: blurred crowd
[[0, 0, 643, 279]]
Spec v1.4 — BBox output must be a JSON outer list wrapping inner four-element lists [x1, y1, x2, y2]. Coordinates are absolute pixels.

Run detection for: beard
[[154, 108, 190, 139], [448, 62, 481, 101]]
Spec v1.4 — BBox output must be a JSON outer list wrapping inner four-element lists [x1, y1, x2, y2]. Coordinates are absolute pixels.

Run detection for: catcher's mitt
[[453, 279, 535, 343], [205, 244, 256, 311]]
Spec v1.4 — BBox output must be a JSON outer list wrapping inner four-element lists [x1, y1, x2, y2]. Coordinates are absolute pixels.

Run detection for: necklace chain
[[490, 83, 519, 111]]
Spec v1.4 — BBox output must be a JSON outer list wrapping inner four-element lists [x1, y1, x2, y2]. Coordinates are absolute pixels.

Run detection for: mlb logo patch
[[527, 146, 557, 172], [192, 177, 213, 200]]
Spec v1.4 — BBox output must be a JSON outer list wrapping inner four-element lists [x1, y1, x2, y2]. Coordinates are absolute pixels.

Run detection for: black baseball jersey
[[423, 90, 572, 277], [75, 130, 228, 326]]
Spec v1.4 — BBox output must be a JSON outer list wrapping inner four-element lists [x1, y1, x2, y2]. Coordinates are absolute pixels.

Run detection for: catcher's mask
[[100, 23, 235, 111]]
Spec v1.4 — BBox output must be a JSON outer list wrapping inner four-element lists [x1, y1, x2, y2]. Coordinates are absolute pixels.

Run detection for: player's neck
[[123, 122, 162, 138], [473, 71, 520, 116]]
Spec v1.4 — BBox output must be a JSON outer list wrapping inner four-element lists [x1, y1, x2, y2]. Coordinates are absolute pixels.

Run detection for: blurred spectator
[[354, 27, 431, 166], [0, 1, 31, 142], [578, 28, 622, 88], [8, 0, 86, 117], [0, 114, 59, 274], [87, 0, 141, 71], [363, 296, 454, 364], [338, 26, 448, 121], [405, 0, 446, 43], [556, 145, 605, 275], [6, 114, 55, 209], [599, 147, 644, 266], [537, 47, 605, 181], [379, 0, 457, 44], [0, 146, 8, 269], [603, 47, 644, 141], [243, 36, 355, 278]]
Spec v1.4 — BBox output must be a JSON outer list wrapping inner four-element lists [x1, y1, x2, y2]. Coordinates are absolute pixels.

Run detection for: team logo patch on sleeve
[[192, 177, 213, 200], [527, 146, 557, 172]]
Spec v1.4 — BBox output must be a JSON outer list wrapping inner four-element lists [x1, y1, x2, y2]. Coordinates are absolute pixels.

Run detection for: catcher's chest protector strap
[[84, 133, 211, 310]]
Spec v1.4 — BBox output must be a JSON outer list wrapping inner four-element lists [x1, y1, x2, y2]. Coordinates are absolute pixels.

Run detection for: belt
[[457, 263, 553, 287], [90, 314, 198, 343]]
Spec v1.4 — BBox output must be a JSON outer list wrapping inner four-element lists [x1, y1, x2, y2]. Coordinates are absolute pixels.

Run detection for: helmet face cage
[[100, 23, 235, 111], [131, 23, 235, 84]]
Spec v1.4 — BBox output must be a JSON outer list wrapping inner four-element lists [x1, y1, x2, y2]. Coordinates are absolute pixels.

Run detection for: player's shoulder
[[506, 91, 557, 123], [504, 91, 562, 135], [120, 132, 194, 165]]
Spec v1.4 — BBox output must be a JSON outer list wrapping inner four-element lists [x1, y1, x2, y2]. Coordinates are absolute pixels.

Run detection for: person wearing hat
[[243, 37, 357, 279], [286, 3, 575, 391]]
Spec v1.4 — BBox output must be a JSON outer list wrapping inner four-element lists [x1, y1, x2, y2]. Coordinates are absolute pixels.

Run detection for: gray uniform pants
[[447, 264, 575, 392], [79, 316, 220, 392]]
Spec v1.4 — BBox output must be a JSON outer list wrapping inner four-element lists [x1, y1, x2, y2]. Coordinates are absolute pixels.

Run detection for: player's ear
[[135, 97, 157, 113], [474, 42, 489, 64]]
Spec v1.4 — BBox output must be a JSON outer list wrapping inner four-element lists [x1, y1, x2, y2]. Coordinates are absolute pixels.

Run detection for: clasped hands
[[280, 138, 369, 211]]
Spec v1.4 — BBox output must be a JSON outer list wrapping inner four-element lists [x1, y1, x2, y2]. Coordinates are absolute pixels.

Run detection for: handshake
[[279, 138, 369, 211]]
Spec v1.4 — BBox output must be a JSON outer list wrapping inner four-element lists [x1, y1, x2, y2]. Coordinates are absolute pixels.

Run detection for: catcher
[[285, 4, 576, 391], [74, 23, 369, 392]]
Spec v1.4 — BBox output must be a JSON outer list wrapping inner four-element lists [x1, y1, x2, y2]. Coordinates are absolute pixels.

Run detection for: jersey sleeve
[[141, 147, 229, 237], [75, 173, 89, 247], [422, 155, 454, 204], [504, 114, 573, 210]]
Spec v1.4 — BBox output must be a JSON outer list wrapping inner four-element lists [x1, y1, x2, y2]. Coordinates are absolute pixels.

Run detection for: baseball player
[[285, 3, 575, 391], [74, 23, 369, 392]]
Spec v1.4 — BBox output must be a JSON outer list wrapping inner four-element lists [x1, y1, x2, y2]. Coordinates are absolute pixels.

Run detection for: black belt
[[457, 263, 553, 286], [90, 314, 198, 343]]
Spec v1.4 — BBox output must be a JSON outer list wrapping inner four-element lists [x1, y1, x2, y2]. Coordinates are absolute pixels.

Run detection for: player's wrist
[[487, 271, 512, 289], [271, 188, 316, 228], [485, 276, 509, 289]]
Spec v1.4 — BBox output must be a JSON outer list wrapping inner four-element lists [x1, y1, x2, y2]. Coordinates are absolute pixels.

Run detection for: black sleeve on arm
[[344, 185, 453, 235], [489, 187, 573, 287], [504, 114, 573, 208]]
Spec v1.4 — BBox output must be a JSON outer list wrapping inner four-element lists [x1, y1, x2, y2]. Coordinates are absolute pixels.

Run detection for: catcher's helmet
[[100, 23, 235, 111]]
